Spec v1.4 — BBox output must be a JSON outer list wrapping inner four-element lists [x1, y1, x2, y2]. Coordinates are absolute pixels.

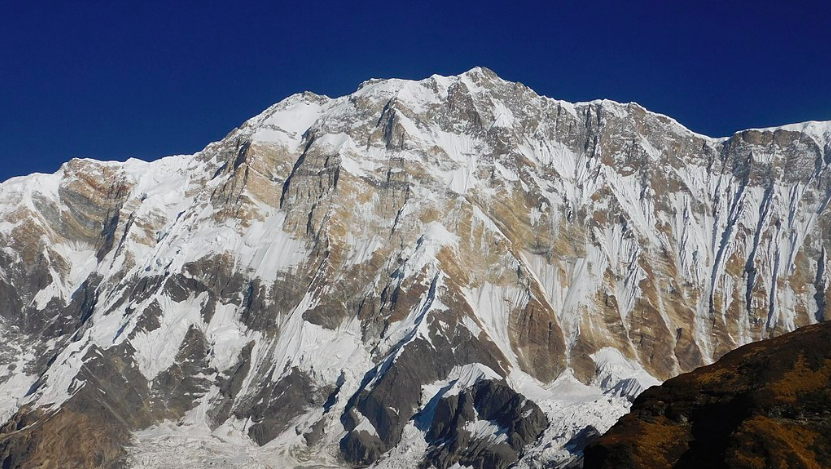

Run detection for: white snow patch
[[130, 294, 207, 381], [591, 347, 661, 398]]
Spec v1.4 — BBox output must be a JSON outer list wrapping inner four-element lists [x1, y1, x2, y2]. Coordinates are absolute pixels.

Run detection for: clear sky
[[1, 0, 829, 182]]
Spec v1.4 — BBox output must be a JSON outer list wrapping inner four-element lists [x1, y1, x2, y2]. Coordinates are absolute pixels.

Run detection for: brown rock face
[[0, 406, 128, 469], [583, 322, 831, 469]]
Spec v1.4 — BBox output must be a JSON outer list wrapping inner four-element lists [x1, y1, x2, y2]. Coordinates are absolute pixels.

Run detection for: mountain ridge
[[7, 66, 830, 186], [583, 320, 831, 469]]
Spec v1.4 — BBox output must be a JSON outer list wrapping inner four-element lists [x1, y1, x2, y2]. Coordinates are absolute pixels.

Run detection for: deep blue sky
[[1, 1, 830, 182]]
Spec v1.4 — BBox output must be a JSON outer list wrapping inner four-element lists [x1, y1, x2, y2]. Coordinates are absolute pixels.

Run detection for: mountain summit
[[0, 68, 829, 468]]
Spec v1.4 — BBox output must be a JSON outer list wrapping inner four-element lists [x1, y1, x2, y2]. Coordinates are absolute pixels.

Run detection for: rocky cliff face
[[0, 67, 829, 468], [583, 320, 831, 469]]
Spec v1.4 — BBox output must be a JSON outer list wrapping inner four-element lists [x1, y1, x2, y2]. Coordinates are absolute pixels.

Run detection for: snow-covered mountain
[[0, 67, 829, 468]]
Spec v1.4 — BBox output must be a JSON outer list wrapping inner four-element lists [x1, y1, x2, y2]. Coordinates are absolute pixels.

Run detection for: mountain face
[[583, 320, 831, 469], [0, 67, 829, 468]]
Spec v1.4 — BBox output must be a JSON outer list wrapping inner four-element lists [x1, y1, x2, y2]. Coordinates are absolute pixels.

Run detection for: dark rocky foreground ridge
[[0, 67, 829, 468], [584, 321, 831, 469]]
